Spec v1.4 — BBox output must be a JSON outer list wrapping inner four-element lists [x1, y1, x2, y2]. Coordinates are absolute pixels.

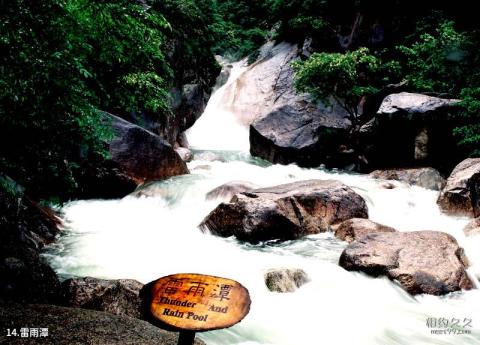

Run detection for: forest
[[1, 0, 479, 203]]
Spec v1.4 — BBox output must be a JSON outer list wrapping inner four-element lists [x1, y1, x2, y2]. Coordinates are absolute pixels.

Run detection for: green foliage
[[397, 21, 471, 94], [0, 0, 110, 199], [150, 0, 219, 85], [211, 0, 272, 60], [66, 0, 173, 118], [0, 0, 217, 200], [293, 48, 387, 122], [454, 88, 480, 156]]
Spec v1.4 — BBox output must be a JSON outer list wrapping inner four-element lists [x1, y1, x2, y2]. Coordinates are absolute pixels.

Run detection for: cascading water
[[186, 59, 250, 152], [46, 60, 480, 345]]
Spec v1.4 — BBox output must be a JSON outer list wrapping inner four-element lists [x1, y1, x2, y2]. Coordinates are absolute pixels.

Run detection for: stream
[[46, 61, 480, 345]]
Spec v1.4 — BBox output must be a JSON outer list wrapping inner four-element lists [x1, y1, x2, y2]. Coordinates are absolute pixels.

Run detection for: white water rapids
[[46, 61, 480, 345]]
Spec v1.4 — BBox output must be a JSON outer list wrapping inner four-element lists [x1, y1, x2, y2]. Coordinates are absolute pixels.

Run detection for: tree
[[292, 48, 395, 125]]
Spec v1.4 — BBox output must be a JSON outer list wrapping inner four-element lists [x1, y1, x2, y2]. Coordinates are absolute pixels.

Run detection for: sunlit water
[[46, 60, 480, 345]]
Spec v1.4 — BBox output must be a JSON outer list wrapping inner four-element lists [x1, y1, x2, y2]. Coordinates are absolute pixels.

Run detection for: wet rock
[[214, 62, 232, 90], [334, 218, 396, 243], [250, 105, 349, 168], [0, 304, 206, 345], [463, 218, 480, 237], [339, 231, 473, 295], [108, 114, 189, 185], [205, 181, 258, 201], [437, 158, 480, 217], [370, 167, 445, 190], [265, 268, 310, 293], [175, 147, 193, 162], [200, 180, 368, 244], [377, 93, 460, 119], [0, 188, 60, 304], [366, 93, 461, 172], [61, 277, 144, 319]]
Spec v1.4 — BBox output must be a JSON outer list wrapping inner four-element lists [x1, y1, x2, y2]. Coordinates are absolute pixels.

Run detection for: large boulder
[[0, 187, 61, 304], [366, 92, 461, 172], [200, 180, 368, 244], [377, 93, 459, 119], [108, 114, 189, 184], [0, 304, 206, 345], [205, 181, 258, 201], [76, 114, 190, 199], [264, 268, 310, 293], [334, 218, 396, 243], [250, 105, 350, 168], [339, 231, 473, 295], [437, 158, 480, 217], [61, 277, 144, 319], [369, 167, 445, 190]]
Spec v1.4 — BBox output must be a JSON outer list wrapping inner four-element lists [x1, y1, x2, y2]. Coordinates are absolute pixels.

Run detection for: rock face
[[164, 83, 208, 144], [377, 93, 459, 118], [0, 304, 206, 345], [205, 181, 258, 201], [369, 167, 445, 190], [437, 158, 480, 217], [339, 231, 473, 295], [463, 218, 480, 237], [217, 41, 350, 168], [61, 277, 144, 319], [366, 92, 461, 172], [334, 218, 396, 243], [200, 180, 368, 244], [0, 188, 60, 304], [265, 268, 310, 293], [250, 105, 350, 167], [109, 114, 189, 184]]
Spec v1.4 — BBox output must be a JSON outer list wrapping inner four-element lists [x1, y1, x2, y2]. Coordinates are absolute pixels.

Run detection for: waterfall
[[186, 59, 250, 152]]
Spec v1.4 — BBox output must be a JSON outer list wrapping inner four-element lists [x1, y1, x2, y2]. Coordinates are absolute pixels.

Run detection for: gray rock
[[339, 231, 473, 295], [377, 93, 460, 119], [334, 218, 396, 243], [0, 303, 206, 345], [200, 180, 368, 244], [370, 167, 445, 190], [61, 277, 144, 319], [437, 158, 480, 217], [366, 93, 461, 172], [265, 268, 310, 293], [175, 147, 193, 162], [250, 104, 349, 168], [205, 181, 258, 201], [108, 114, 189, 184]]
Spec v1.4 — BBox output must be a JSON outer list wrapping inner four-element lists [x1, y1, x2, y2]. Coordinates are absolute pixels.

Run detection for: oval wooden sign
[[149, 273, 251, 332]]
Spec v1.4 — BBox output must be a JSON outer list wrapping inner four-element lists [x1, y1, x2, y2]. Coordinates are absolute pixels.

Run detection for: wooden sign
[[148, 273, 251, 332]]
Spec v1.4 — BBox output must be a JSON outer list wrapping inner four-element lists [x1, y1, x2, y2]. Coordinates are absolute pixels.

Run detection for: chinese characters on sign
[[149, 273, 251, 332]]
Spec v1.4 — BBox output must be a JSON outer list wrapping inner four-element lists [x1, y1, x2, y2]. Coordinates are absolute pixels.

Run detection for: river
[[46, 60, 480, 345]]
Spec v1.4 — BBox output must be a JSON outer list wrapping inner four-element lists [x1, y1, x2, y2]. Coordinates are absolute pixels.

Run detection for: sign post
[[145, 273, 251, 345]]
